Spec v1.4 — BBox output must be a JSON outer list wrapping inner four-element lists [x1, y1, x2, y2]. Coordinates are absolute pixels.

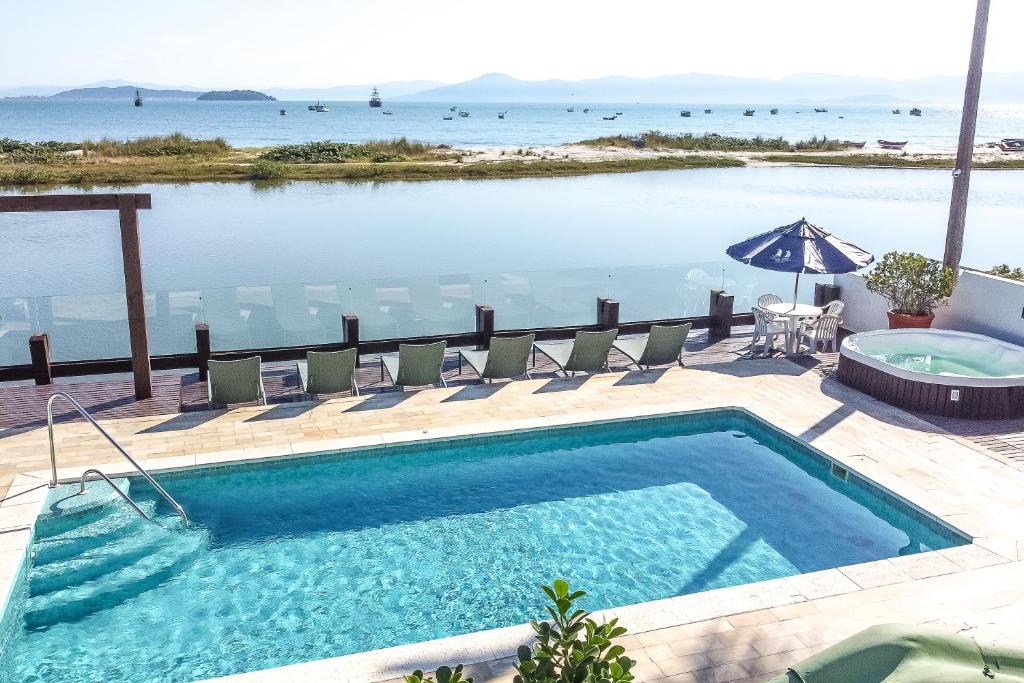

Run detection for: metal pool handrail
[[46, 393, 189, 524], [79, 468, 152, 522]]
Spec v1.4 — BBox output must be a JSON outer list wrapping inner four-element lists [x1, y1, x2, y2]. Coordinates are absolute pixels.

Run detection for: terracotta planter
[[886, 310, 934, 329]]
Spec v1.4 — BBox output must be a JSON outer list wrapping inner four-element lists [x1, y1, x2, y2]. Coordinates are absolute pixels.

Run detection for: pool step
[[31, 503, 156, 566], [24, 526, 208, 630], [29, 522, 171, 597]]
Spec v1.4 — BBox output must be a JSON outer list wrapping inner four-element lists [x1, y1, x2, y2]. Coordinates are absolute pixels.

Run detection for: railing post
[[475, 304, 495, 350], [343, 314, 360, 365], [709, 290, 735, 340], [29, 332, 53, 385], [597, 297, 620, 330], [195, 323, 211, 381], [814, 283, 841, 307]]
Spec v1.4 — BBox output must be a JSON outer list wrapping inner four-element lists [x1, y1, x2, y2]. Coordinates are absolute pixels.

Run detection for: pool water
[[0, 411, 964, 682]]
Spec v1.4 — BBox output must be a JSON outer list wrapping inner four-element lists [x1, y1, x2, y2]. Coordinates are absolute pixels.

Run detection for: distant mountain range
[[4, 71, 1023, 103]]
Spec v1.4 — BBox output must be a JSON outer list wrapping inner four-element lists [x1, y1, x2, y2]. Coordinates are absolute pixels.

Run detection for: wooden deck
[[3, 327, 1023, 467]]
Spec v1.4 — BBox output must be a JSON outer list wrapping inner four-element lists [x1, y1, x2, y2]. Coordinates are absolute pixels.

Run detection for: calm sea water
[[2, 99, 1024, 150]]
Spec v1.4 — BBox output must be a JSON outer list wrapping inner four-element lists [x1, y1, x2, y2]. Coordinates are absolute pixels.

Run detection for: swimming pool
[[0, 410, 966, 682]]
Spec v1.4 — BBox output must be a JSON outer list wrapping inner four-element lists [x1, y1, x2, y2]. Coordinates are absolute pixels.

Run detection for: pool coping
[[0, 402, 1019, 682]]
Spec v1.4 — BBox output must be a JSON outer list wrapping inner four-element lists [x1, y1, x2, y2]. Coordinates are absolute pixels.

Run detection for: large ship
[[369, 88, 382, 108]]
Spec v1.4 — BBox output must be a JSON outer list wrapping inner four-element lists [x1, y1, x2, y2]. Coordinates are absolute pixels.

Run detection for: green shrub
[[514, 580, 635, 683], [0, 168, 57, 185], [248, 159, 286, 180], [81, 133, 229, 157], [579, 131, 853, 153], [989, 264, 1024, 281], [260, 138, 432, 163], [404, 665, 473, 683], [864, 252, 956, 316]]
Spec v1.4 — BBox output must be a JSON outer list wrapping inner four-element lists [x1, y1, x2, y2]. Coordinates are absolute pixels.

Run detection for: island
[[197, 90, 276, 101]]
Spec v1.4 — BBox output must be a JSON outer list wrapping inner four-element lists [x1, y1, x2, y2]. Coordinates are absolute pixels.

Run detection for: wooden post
[[343, 314, 360, 365], [709, 290, 734, 340], [195, 323, 211, 381], [597, 298, 620, 330], [117, 195, 153, 399], [475, 304, 495, 350], [28, 332, 53, 385], [814, 283, 841, 307], [944, 0, 991, 271]]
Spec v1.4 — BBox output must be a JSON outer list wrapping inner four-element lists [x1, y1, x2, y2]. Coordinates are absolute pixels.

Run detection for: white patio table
[[764, 302, 822, 354]]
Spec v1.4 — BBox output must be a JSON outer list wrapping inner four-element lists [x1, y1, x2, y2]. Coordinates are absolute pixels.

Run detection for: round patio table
[[764, 302, 823, 354]]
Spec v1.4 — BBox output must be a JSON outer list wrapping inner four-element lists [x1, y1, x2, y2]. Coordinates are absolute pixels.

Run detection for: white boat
[[458, 110, 470, 118], [308, 100, 329, 112]]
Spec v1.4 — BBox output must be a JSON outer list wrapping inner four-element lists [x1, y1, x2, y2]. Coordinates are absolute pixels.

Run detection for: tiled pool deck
[[2, 346, 1024, 682]]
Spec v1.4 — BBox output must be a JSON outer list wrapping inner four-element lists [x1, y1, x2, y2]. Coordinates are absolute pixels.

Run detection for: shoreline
[[2, 142, 1023, 189]]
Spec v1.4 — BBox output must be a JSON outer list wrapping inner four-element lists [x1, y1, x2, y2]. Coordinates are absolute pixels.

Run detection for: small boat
[[909, 108, 922, 116], [583, 108, 590, 113], [770, 108, 779, 115], [680, 110, 691, 117], [279, 109, 287, 116], [369, 87, 383, 108], [567, 107, 574, 112], [615, 111, 623, 115], [458, 110, 470, 118], [498, 111, 506, 119], [814, 107, 828, 113], [743, 109, 755, 116], [442, 115, 454, 120], [134, 89, 143, 107], [877, 139, 908, 150], [704, 109, 712, 114], [382, 110, 393, 115], [892, 108, 902, 114], [449, 106, 457, 111], [603, 115, 617, 120], [308, 100, 329, 112], [999, 138, 1024, 152], [842, 140, 867, 148]]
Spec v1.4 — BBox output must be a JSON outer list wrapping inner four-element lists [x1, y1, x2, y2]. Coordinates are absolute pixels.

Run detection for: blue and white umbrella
[[726, 218, 874, 303]]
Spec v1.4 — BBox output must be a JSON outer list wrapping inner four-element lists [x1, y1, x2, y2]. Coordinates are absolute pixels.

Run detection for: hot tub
[[838, 329, 1024, 419]]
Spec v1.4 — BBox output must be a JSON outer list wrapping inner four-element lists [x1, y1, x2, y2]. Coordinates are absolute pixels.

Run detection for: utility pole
[[943, 0, 991, 271]]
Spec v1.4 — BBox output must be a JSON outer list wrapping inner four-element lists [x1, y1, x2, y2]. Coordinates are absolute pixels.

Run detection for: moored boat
[[704, 108, 712, 114], [814, 107, 828, 113], [498, 111, 506, 119], [770, 108, 779, 115], [279, 109, 286, 116], [567, 107, 574, 112], [877, 139, 908, 150], [680, 110, 691, 117], [442, 115, 453, 120], [1000, 138, 1024, 152], [602, 115, 617, 120], [134, 89, 143, 107], [308, 100, 329, 112], [458, 110, 470, 117], [842, 140, 867, 148], [909, 107, 922, 116], [743, 109, 754, 116], [382, 110, 393, 115], [892, 108, 902, 114], [369, 88, 383, 108]]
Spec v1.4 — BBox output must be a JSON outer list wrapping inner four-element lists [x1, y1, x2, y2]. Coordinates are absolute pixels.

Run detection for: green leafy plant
[[514, 579, 635, 683], [989, 264, 1024, 281], [864, 251, 955, 316], [247, 159, 286, 180], [404, 665, 473, 683]]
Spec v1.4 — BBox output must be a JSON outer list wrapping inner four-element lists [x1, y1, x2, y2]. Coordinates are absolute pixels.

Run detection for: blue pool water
[[0, 411, 965, 682]]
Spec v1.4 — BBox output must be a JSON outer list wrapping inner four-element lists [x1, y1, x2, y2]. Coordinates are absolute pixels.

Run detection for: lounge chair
[[458, 334, 535, 382], [612, 323, 692, 371], [768, 623, 1024, 683], [297, 348, 359, 397], [380, 341, 447, 389], [533, 329, 618, 378], [207, 356, 266, 408]]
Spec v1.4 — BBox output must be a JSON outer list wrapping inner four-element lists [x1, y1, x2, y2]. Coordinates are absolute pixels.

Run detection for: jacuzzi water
[[850, 331, 1024, 378], [0, 411, 965, 682]]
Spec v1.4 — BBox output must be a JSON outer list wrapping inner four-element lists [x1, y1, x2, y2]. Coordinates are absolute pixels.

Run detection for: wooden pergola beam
[[0, 192, 154, 399]]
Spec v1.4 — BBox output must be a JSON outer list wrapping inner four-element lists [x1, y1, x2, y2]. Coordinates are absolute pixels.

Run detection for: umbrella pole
[[793, 271, 801, 306]]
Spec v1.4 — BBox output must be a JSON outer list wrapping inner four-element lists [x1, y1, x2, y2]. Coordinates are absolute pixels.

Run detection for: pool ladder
[[46, 393, 189, 525]]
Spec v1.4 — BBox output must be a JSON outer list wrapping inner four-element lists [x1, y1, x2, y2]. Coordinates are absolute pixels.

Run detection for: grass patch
[[247, 159, 286, 180], [0, 138, 78, 164], [81, 132, 230, 157], [761, 154, 1024, 169], [259, 138, 441, 163], [578, 131, 856, 152]]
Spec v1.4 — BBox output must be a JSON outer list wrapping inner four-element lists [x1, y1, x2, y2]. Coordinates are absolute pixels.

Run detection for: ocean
[[2, 99, 1023, 150]]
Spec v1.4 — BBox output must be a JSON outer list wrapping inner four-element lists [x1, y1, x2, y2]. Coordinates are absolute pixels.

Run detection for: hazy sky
[[4, 0, 1023, 87]]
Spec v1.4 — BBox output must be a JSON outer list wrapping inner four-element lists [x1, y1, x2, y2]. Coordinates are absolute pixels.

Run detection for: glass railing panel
[[0, 296, 34, 366], [483, 268, 609, 331], [613, 264, 719, 322]]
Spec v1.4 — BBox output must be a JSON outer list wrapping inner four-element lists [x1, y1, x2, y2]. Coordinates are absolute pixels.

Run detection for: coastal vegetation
[[761, 153, 1024, 169], [579, 132, 856, 152], [258, 138, 443, 163], [989, 264, 1024, 281]]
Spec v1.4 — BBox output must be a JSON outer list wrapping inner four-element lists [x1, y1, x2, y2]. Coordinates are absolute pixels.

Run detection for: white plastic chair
[[751, 307, 786, 357], [800, 314, 842, 353], [823, 299, 845, 320], [757, 293, 783, 309]]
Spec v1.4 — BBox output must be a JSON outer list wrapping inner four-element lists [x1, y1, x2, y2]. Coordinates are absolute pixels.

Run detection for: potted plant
[[864, 251, 956, 329]]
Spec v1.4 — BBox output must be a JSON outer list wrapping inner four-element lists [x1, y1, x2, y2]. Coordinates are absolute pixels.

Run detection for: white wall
[[834, 269, 1024, 346]]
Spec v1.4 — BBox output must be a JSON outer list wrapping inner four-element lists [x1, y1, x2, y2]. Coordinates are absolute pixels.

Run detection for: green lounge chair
[[458, 334, 535, 382], [380, 341, 448, 389], [207, 356, 266, 408], [768, 623, 1024, 683], [533, 329, 618, 378], [611, 323, 691, 371], [297, 348, 359, 397]]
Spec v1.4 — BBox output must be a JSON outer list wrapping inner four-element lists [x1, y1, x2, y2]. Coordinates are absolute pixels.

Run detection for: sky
[[3, 0, 1024, 87]]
